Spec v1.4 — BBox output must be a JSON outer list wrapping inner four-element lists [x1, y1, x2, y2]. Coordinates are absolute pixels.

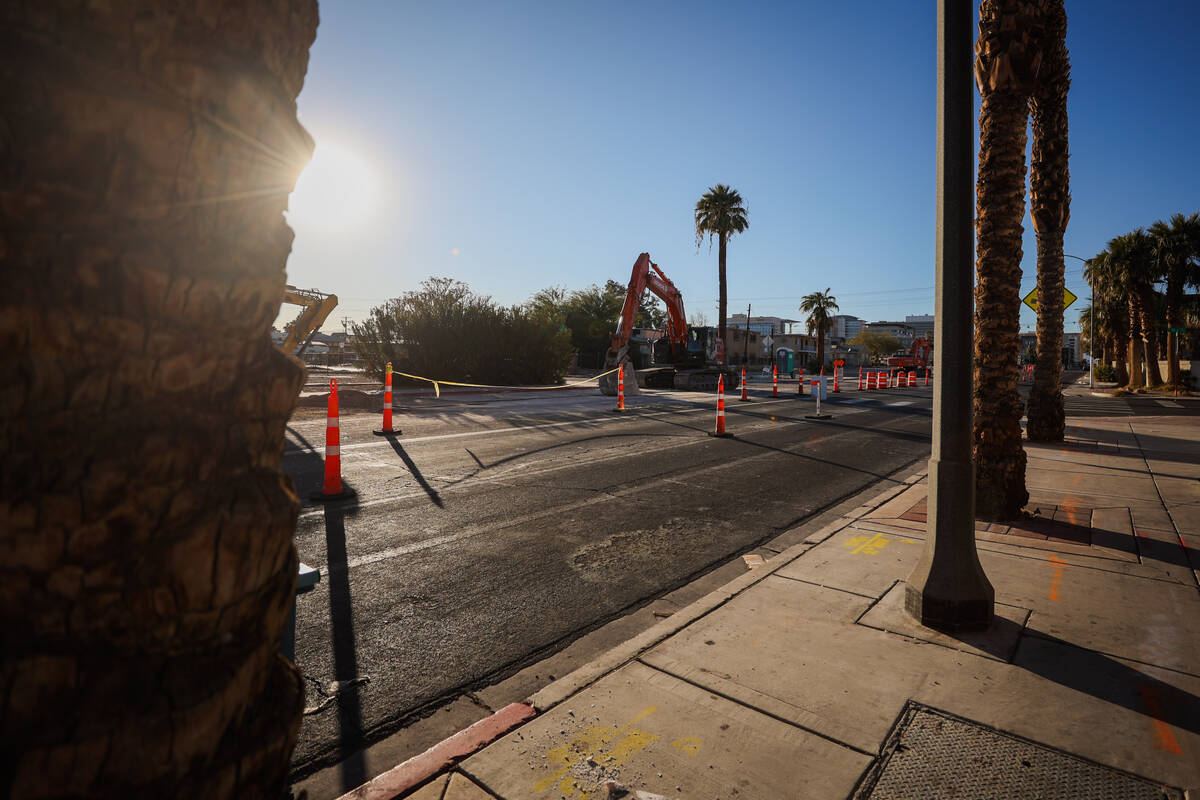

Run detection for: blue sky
[[283, 1, 1200, 334]]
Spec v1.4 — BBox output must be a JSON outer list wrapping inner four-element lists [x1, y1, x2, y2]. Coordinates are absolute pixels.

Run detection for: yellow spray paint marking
[[846, 533, 889, 555], [671, 737, 702, 756], [534, 706, 660, 797]]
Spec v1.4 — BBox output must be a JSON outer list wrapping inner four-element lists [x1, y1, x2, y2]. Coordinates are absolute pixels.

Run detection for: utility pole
[[742, 303, 751, 366], [905, 0, 993, 631]]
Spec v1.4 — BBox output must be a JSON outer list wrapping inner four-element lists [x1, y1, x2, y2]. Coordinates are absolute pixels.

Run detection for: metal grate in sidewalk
[[856, 704, 1182, 800]]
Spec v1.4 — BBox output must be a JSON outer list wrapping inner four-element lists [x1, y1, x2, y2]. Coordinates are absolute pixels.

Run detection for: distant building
[[866, 321, 916, 348], [905, 314, 935, 339], [829, 314, 865, 340], [1019, 331, 1083, 368], [728, 314, 802, 336]]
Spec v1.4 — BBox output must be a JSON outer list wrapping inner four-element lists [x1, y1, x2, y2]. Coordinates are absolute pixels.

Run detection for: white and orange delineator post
[[709, 374, 732, 438], [925, 368, 931, 386], [613, 363, 626, 412], [806, 378, 831, 420], [740, 367, 750, 402], [772, 364, 779, 397], [374, 362, 400, 436], [833, 365, 841, 393], [858, 365, 864, 390], [312, 379, 354, 501]]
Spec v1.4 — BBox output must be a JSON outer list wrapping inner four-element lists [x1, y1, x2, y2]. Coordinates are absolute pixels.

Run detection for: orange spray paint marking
[[1048, 555, 1065, 601], [1138, 685, 1183, 755]]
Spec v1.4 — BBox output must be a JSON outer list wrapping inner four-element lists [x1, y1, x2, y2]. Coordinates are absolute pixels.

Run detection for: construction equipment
[[885, 337, 932, 370], [599, 253, 740, 395], [279, 285, 339, 357]]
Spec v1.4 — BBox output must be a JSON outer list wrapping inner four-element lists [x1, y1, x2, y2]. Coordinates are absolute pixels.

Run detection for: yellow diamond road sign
[[1022, 287, 1078, 313]]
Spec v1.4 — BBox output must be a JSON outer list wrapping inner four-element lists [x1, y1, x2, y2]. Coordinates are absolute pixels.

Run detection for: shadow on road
[[386, 437, 444, 508], [323, 495, 368, 792]]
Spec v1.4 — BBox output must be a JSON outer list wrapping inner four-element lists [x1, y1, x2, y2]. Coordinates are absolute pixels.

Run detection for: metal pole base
[[373, 429, 401, 436]]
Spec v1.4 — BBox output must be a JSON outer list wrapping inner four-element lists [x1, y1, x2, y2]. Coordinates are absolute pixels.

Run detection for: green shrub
[[1093, 364, 1115, 382], [352, 278, 574, 385]]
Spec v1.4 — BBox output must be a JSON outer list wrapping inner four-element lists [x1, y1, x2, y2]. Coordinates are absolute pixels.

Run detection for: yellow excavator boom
[[279, 285, 339, 356]]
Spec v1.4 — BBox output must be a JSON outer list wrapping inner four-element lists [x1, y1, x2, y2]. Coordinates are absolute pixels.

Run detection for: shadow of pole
[[323, 500, 367, 791], [387, 438, 444, 508]]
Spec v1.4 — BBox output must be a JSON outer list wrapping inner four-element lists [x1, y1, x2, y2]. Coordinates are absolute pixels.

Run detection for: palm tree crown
[[800, 288, 839, 368], [695, 184, 748, 365]]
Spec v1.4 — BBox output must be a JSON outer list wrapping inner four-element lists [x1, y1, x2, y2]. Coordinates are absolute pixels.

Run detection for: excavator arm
[[609, 253, 688, 365], [279, 286, 339, 357]]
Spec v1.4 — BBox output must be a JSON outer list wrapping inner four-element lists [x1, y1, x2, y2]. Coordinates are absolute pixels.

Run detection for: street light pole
[[1064, 254, 1090, 388]]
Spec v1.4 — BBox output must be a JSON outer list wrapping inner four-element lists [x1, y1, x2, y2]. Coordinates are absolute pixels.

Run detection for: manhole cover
[[857, 705, 1182, 800]]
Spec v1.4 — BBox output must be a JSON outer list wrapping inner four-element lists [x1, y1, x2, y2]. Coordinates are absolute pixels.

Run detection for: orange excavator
[[599, 253, 739, 395], [885, 337, 932, 369]]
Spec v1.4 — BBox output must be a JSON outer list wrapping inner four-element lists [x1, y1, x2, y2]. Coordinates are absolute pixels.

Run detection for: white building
[[829, 314, 865, 340], [905, 314, 935, 339]]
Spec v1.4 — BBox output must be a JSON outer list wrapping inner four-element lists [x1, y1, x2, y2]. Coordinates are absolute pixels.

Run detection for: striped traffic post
[[806, 378, 831, 420], [858, 365, 864, 390], [772, 364, 779, 397], [708, 374, 732, 438], [833, 365, 841, 393], [925, 368, 931, 386], [613, 363, 626, 412], [374, 362, 400, 436], [740, 367, 751, 402], [312, 379, 354, 502]]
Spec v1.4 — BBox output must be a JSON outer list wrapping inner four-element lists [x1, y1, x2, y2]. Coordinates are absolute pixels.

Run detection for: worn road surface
[[284, 379, 937, 778]]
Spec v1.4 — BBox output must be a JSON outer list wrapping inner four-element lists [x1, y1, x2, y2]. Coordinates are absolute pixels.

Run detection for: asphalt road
[[283, 380, 936, 776]]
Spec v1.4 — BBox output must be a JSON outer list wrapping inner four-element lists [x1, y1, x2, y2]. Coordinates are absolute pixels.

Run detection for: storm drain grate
[[856, 704, 1182, 800]]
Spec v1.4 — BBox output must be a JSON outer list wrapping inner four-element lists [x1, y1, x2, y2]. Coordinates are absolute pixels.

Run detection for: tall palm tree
[[1150, 212, 1200, 388], [2, 3, 318, 796], [1026, 0, 1071, 442], [1086, 250, 1130, 385], [799, 289, 839, 369], [972, 0, 1045, 519], [694, 185, 749, 365], [1111, 230, 1164, 387]]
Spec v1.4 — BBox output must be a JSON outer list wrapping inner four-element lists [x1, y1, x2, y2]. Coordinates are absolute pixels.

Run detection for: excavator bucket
[[598, 360, 641, 397]]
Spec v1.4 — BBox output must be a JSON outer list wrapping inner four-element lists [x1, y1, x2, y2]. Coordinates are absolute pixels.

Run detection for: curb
[[334, 703, 537, 800]]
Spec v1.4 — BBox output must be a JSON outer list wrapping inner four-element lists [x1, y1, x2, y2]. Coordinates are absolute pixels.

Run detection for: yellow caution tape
[[390, 368, 622, 398]]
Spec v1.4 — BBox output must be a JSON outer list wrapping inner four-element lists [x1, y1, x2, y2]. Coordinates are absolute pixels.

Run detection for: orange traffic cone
[[613, 363, 626, 412], [772, 364, 779, 397], [858, 365, 863, 390], [312, 379, 354, 501], [374, 362, 400, 436], [740, 367, 751, 402], [925, 369, 931, 386], [709, 374, 732, 438]]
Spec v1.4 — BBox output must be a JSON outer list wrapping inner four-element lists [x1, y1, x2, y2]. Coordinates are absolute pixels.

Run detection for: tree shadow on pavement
[[386, 437, 444, 508], [951, 617, 1200, 740]]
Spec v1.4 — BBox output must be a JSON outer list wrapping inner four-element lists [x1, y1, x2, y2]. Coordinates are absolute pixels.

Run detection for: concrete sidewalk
[[353, 415, 1200, 800]]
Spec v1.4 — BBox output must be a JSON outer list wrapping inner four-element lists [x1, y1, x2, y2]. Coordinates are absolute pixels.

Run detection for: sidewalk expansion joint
[[772, 572, 880, 600], [1018, 628, 1200, 680], [632, 657, 878, 759]]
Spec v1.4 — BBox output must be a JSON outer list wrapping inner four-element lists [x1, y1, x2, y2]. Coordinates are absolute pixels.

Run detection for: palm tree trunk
[[1026, 0, 1069, 442], [973, 0, 1043, 519], [1166, 285, 1181, 387], [718, 234, 728, 366], [1139, 290, 1165, 386], [1, 4, 317, 797], [816, 326, 825, 370], [1127, 296, 1144, 388], [973, 87, 1030, 518]]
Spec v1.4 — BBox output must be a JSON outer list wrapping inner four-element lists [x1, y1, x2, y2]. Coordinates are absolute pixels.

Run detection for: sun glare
[[288, 142, 377, 233]]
